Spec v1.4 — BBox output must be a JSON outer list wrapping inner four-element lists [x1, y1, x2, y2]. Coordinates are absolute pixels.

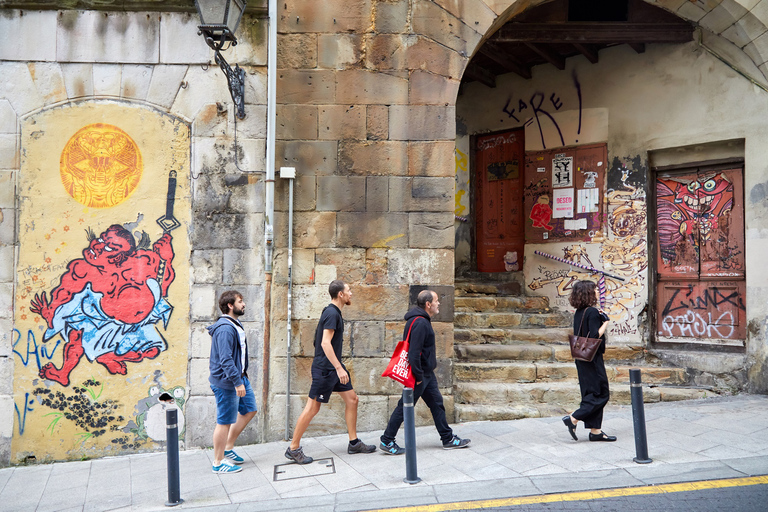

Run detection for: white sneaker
[[212, 459, 242, 473]]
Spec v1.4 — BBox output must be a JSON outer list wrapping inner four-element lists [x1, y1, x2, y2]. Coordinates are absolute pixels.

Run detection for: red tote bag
[[381, 318, 422, 388]]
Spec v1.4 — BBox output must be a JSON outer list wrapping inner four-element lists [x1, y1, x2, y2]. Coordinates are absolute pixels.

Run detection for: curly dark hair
[[569, 280, 597, 310]]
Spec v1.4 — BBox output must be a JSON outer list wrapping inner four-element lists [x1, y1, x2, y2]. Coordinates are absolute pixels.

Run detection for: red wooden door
[[655, 167, 745, 345], [475, 129, 525, 272]]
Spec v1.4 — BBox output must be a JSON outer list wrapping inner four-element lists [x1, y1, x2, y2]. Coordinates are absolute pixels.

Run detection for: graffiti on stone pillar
[[455, 148, 469, 216]]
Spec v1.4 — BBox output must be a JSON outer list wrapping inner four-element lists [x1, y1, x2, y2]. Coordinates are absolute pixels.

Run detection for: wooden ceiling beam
[[572, 43, 598, 63], [478, 43, 533, 79], [464, 62, 497, 88], [524, 42, 565, 70], [629, 42, 646, 54], [495, 22, 693, 44]]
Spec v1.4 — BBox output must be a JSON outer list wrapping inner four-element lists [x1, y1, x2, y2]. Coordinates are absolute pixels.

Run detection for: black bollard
[[629, 369, 652, 464], [165, 406, 184, 506], [402, 387, 421, 484]]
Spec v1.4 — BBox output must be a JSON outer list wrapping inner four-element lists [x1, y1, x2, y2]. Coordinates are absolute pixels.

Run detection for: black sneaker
[[348, 440, 377, 454], [442, 435, 470, 449], [379, 441, 405, 455], [285, 446, 313, 464]]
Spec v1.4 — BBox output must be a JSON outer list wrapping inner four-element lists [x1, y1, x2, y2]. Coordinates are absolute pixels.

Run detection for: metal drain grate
[[273, 457, 336, 481]]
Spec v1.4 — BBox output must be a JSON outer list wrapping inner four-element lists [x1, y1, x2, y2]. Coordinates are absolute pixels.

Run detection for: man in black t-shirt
[[285, 280, 377, 464]]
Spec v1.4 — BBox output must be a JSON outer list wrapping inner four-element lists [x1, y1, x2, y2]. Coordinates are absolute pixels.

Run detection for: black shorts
[[309, 364, 353, 403]]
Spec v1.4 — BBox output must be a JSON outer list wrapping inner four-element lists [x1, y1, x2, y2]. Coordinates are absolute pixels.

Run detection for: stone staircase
[[452, 279, 718, 422]]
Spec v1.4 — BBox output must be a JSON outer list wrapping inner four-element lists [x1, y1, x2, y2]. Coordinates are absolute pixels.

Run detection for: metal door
[[655, 167, 745, 345], [474, 129, 525, 272]]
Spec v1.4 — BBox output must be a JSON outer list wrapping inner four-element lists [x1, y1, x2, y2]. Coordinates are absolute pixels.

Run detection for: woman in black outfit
[[562, 280, 616, 442]]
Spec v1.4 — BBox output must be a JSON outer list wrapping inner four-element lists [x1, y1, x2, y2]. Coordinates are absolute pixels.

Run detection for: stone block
[[274, 248, 315, 286], [159, 12, 209, 64], [408, 284, 454, 323], [389, 177, 454, 212], [0, 102, 16, 134], [318, 34, 363, 70], [191, 211, 262, 249], [224, 248, 262, 285], [28, 63, 67, 105], [0, 136, 17, 171], [192, 104, 228, 137], [404, 36, 467, 80], [0, 319, 10, 358], [245, 67, 268, 105], [338, 141, 407, 175], [146, 65, 189, 109], [277, 105, 318, 140], [317, 176, 366, 211], [288, 284, 335, 320], [366, 105, 388, 140], [277, 34, 318, 68], [188, 357, 213, 396], [274, 174, 316, 211], [389, 105, 456, 141], [0, 10, 57, 62], [365, 248, 389, 284], [345, 357, 403, 394], [276, 70, 335, 104], [316, 264, 336, 284], [408, 141, 455, 177], [237, 105, 268, 139], [315, 248, 367, 284], [93, 64, 122, 97], [189, 322, 212, 359], [192, 167, 265, 215], [276, 140, 337, 176], [340, 284, 410, 321], [173, 65, 232, 122], [411, 0, 483, 56], [409, 70, 461, 105], [60, 63, 93, 99], [336, 212, 408, 248], [193, 136, 264, 182], [387, 249, 454, 285], [0, 246, 12, 284], [120, 64, 152, 101], [227, 17, 269, 67], [432, 321, 454, 358], [432, 0, 497, 36], [56, 11, 160, 64], [336, 70, 408, 104], [0, 395, 13, 438], [191, 250, 223, 284], [409, 212, 454, 248], [0, 62, 43, 116], [375, 0, 409, 33], [318, 105, 366, 140], [190, 285, 217, 321], [350, 321, 386, 356], [0, 357, 11, 395], [0, 209, 14, 247], [366, 176, 389, 212], [183, 396, 216, 448], [274, 211, 337, 249], [700, 4, 743, 35], [364, 34, 407, 70], [278, 0, 373, 33]]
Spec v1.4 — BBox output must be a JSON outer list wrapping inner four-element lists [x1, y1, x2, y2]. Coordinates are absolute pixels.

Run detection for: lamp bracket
[[214, 50, 246, 120]]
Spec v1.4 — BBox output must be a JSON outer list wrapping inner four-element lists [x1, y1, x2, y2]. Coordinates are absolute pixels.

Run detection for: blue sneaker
[[224, 449, 244, 465], [379, 441, 405, 455], [212, 459, 242, 473], [442, 435, 470, 449]]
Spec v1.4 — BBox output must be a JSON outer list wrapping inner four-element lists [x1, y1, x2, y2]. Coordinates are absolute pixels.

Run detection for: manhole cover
[[273, 457, 336, 481]]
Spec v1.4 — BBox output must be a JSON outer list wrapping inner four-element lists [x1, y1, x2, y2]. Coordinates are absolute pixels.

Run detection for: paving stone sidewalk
[[1, 394, 766, 512]]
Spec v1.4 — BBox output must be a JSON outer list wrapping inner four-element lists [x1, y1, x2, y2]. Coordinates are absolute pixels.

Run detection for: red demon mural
[[30, 225, 175, 386]]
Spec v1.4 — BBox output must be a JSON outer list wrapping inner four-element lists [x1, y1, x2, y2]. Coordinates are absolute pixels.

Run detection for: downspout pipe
[[262, 0, 278, 442]]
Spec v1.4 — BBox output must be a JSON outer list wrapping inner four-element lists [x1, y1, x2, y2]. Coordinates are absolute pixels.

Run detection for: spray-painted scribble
[[455, 149, 469, 216]]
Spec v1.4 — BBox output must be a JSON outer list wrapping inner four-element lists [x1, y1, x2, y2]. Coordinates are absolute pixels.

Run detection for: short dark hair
[[329, 280, 346, 299], [569, 280, 597, 310], [106, 224, 136, 254], [219, 290, 242, 314], [416, 290, 436, 308]]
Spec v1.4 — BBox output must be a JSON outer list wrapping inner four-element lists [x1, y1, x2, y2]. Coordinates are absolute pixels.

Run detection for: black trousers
[[572, 352, 610, 429], [381, 371, 453, 444]]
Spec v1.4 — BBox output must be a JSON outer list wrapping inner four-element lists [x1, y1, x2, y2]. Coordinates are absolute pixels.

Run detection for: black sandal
[[562, 416, 578, 441], [588, 431, 617, 442]]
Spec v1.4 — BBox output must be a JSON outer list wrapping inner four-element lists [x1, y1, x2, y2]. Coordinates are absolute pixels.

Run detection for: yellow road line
[[365, 475, 768, 512]]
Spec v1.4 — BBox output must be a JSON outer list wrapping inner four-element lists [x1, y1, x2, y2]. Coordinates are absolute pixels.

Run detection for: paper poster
[[552, 188, 574, 218], [564, 218, 587, 230], [577, 188, 599, 213], [552, 155, 573, 188]]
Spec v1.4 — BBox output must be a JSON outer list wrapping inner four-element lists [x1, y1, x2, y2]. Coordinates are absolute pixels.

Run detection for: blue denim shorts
[[211, 377, 258, 425]]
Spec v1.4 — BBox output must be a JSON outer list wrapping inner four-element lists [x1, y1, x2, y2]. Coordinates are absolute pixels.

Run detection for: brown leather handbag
[[569, 307, 602, 362]]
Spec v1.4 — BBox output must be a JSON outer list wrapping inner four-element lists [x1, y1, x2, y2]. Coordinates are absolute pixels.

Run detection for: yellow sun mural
[[59, 124, 143, 208]]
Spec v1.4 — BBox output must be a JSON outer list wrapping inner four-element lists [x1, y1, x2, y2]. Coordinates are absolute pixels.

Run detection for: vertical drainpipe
[[262, 0, 278, 443]]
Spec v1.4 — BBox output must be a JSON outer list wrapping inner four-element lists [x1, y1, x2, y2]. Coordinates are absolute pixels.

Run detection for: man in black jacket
[[379, 290, 470, 454]]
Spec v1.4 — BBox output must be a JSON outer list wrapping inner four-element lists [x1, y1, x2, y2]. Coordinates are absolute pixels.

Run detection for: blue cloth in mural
[[44, 281, 172, 361]]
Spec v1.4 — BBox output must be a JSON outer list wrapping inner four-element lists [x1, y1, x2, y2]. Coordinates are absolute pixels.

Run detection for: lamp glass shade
[[195, 0, 246, 33]]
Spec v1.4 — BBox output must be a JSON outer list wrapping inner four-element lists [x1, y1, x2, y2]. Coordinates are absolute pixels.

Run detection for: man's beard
[[233, 306, 245, 316]]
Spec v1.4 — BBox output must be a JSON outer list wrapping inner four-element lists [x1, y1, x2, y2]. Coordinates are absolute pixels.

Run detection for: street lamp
[[194, 0, 248, 119]]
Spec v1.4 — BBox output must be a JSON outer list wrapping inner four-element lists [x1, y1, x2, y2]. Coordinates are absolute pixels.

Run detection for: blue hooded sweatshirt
[[207, 316, 248, 390]]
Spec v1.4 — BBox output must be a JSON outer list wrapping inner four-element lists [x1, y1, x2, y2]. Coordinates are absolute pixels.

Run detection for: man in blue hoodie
[[208, 290, 257, 473], [379, 290, 470, 454]]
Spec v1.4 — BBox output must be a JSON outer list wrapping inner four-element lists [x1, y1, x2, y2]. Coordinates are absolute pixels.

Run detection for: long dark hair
[[569, 280, 597, 310]]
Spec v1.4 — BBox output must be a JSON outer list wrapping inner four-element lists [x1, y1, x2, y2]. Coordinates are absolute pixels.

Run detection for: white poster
[[553, 188, 574, 219], [577, 188, 600, 213], [552, 155, 573, 188]]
